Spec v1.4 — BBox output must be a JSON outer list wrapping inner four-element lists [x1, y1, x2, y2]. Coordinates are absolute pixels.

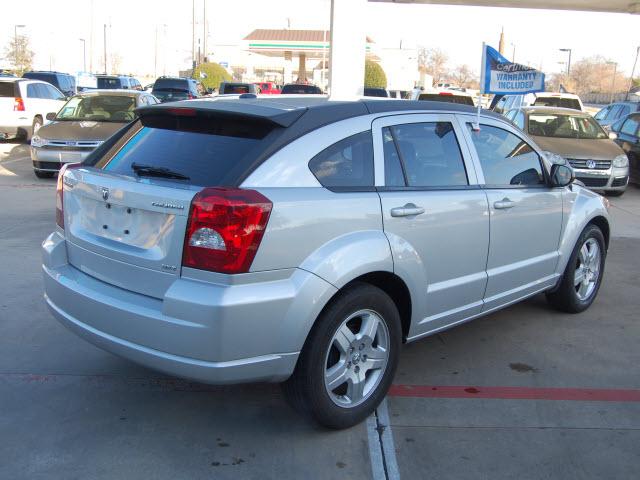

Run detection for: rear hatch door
[[62, 106, 288, 298]]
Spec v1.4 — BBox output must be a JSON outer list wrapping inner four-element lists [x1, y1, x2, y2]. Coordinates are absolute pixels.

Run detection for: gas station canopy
[[370, 0, 640, 14]]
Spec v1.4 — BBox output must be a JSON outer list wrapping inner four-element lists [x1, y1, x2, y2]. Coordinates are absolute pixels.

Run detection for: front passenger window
[[467, 124, 544, 186]]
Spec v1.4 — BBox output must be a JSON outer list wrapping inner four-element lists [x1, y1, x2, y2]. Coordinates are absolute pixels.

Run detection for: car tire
[[29, 116, 43, 142], [34, 170, 55, 179], [283, 282, 401, 429], [606, 190, 625, 197], [546, 224, 606, 313]]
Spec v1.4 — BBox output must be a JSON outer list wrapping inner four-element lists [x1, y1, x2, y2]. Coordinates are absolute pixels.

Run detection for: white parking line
[[377, 399, 401, 479], [367, 398, 401, 480]]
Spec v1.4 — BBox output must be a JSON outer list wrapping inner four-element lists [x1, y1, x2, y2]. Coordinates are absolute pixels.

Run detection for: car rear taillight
[[13, 97, 25, 111], [182, 188, 272, 274], [55, 163, 82, 229]]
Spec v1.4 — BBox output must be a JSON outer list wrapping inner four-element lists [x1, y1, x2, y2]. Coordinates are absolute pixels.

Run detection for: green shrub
[[364, 60, 387, 89], [193, 62, 232, 91]]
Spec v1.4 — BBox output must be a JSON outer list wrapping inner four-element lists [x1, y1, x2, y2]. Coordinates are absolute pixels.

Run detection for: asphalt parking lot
[[1, 140, 639, 479]]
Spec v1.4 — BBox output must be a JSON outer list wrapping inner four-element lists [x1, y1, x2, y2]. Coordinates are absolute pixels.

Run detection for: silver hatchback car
[[43, 98, 610, 429]]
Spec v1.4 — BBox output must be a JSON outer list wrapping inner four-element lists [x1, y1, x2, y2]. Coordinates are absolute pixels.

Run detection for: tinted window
[[281, 84, 322, 94], [364, 88, 388, 97], [382, 128, 406, 187], [386, 122, 468, 187], [96, 116, 274, 187], [308, 131, 374, 188], [23, 72, 56, 85], [97, 77, 122, 89], [467, 124, 544, 186], [221, 84, 252, 94], [621, 115, 640, 136], [153, 78, 188, 91], [513, 111, 525, 129], [43, 84, 64, 100], [594, 106, 610, 121], [417, 93, 474, 106], [533, 96, 581, 110], [27, 83, 43, 98], [0, 82, 15, 97], [607, 105, 623, 120]]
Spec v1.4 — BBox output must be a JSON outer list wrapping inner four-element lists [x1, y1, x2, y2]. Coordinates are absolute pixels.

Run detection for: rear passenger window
[[308, 131, 374, 189], [467, 124, 544, 186], [383, 122, 468, 187]]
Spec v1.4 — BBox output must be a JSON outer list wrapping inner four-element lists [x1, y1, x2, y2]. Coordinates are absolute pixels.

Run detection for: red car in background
[[254, 82, 280, 94]]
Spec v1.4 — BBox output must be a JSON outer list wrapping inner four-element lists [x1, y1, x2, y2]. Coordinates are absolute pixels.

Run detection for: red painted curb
[[388, 385, 640, 402]]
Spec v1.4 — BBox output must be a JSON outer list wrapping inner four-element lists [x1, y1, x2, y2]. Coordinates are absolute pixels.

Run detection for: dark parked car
[[22, 71, 76, 97], [219, 82, 258, 95], [95, 75, 142, 91], [594, 102, 640, 131], [280, 84, 323, 94], [363, 87, 389, 97], [151, 77, 206, 103], [610, 113, 640, 185]]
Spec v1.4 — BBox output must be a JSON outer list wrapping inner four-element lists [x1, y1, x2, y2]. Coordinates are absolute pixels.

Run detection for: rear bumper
[[42, 232, 337, 384]]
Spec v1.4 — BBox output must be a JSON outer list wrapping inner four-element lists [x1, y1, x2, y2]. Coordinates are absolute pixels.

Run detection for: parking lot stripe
[[366, 414, 387, 480], [376, 399, 401, 480], [389, 385, 640, 402]]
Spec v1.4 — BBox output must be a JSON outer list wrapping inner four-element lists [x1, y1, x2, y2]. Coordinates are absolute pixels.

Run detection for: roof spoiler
[[135, 102, 307, 128]]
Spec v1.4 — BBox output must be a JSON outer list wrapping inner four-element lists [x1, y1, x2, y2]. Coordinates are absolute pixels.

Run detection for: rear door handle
[[493, 198, 515, 210], [390, 204, 425, 217]]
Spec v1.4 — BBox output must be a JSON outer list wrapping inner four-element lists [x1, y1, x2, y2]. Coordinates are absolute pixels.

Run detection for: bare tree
[[417, 47, 448, 86], [3, 34, 34, 75], [568, 55, 628, 95], [449, 64, 478, 89]]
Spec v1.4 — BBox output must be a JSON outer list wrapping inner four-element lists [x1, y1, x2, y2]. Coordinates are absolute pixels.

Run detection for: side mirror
[[608, 132, 618, 140], [45, 112, 56, 121], [550, 164, 574, 187]]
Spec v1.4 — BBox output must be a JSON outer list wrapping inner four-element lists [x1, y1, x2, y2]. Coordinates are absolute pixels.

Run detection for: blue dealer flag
[[481, 45, 545, 95]]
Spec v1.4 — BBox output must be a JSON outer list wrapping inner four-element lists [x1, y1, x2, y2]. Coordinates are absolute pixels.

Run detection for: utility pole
[[89, 0, 94, 72], [79, 38, 86, 71], [103, 23, 107, 74], [511, 42, 516, 63], [203, 0, 207, 63], [192, 0, 196, 70], [154, 26, 158, 79], [626, 46, 639, 101]]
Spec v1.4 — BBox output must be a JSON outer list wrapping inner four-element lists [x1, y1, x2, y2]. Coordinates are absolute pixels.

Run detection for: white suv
[[0, 78, 66, 141], [494, 92, 584, 114]]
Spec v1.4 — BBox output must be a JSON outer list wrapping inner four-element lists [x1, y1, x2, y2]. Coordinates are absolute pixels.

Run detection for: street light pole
[[559, 48, 572, 75], [79, 38, 86, 71], [511, 42, 516, 63], [14, 25, 26, 72], [103, 24, 107, 74], [626, 46, 640, 101]]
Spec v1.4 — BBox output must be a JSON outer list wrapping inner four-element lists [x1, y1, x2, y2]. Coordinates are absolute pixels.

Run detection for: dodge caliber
[[43, 98, 610, 429]]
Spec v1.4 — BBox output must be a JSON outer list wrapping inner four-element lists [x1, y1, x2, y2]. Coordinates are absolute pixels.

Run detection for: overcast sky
[[1, 0, 638, 79]]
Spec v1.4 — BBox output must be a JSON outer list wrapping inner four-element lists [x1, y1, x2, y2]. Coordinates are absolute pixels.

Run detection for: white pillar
[[328, 0, 367, 99]]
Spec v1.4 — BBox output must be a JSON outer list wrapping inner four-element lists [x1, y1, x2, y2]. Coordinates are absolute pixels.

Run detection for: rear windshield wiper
[[131, 163, 190, 180]]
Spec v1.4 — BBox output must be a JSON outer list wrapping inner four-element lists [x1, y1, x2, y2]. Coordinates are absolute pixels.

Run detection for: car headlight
[[30, 135, 46, 148], [613, 154, 629, 168]]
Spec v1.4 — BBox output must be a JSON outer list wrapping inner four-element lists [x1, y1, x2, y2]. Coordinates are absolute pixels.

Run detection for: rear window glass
[[0, 82, 15, 97], [418, 93, 474, 106], [221, 84, 251, 94], [533, 97, 581, 110], [94, 115, 275, 187], [281, 84, 322, 94], [364, 88, 388, 97], [152, 79, 188, 91], [308, 131, 374, 189], [23, 73, 56, 84], [97, 77, 122, 89]]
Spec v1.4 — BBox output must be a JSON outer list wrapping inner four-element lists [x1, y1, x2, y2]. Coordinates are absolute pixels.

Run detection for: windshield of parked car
[[528, 113, 608, 140], [55, 95, 137, 122], [532, 96, 581, 110]]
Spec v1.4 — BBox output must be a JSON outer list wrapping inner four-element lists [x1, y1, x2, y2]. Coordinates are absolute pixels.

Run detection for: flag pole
[[474, 42, 486, 131]]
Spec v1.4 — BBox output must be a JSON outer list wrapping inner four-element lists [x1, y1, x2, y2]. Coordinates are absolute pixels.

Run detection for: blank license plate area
[[70, 195, 175, 251]]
